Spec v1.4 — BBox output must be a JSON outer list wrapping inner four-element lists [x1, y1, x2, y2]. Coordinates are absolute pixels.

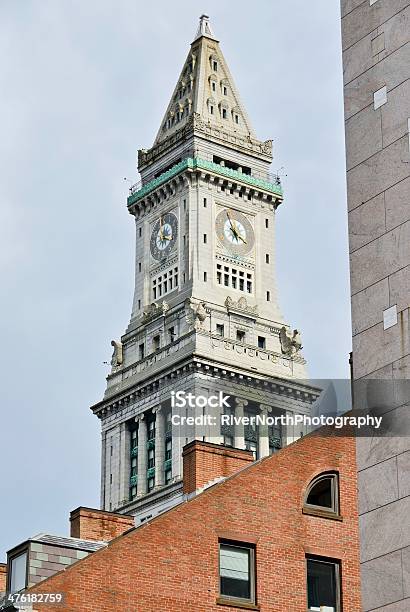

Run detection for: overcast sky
[[0, 0, 349, 559]]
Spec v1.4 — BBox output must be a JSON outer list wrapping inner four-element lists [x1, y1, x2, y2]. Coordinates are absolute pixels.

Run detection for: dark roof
[[30, 533, 107, 552]]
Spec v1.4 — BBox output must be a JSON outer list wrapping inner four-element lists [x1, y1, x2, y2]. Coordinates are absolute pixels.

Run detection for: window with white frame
[[152, 267, 178, 300], [216, 263, 253, 293]]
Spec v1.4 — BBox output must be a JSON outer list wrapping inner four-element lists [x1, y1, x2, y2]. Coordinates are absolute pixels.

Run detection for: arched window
[[304, 472, 339, 516]]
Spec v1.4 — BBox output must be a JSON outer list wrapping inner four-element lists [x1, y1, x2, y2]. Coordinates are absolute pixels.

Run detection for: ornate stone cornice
[[138, 113, 273, 169], [224, 296, 258, 318]]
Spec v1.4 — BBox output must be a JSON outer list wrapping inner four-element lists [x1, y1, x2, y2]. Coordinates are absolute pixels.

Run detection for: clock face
[[215, 208, 255, 256], [150, 212, 178, 261]]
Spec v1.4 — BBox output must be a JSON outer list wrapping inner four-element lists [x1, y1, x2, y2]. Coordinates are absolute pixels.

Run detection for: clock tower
[[92, 16, 320, 521]]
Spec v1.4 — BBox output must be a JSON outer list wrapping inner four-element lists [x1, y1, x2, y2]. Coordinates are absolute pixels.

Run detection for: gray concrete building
[[91, 16, 320, 524], [341, 1, 410, 610]]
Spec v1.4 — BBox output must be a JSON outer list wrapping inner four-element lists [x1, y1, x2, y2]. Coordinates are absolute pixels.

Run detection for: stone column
[[153, 406, 165, 488], [234, 398, 248, 449], [171, 401, 182, 481], [118, 421, 130, 506], [136, 413, 147, 497], [259, 404, 272, 458]]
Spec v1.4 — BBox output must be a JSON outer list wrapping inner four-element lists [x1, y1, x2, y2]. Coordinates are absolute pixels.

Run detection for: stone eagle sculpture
[[279, 327, 302, 356]]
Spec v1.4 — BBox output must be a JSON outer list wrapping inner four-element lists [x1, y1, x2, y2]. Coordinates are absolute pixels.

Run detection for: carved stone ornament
[[279, 326, 303, 356], [110, 340, 123, 368], [143, 301, 169, 323], [225, 296, 258, 317], [185, 298, 207, 330]]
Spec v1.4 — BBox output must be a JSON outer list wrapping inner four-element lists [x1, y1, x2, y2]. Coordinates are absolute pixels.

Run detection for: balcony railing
[[127, 157, 283, 206]]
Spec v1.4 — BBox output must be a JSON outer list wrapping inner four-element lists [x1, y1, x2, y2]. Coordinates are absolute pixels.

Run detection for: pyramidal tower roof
[[152, 15, 256, 147]]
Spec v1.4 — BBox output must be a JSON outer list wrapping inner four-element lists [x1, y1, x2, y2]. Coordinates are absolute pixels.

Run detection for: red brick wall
[[182, 440, 254, 494], [29, 431, 361, 611], [69, 507, 134, 542], [0, 563, 7, 592]]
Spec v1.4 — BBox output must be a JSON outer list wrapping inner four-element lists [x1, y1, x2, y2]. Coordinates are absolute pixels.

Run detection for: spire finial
[[194, 14, 216, 41]]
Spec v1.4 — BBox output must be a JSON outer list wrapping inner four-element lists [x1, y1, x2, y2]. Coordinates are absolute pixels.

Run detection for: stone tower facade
[[341, 1, 410, 610], [91, 16, 320, 523]]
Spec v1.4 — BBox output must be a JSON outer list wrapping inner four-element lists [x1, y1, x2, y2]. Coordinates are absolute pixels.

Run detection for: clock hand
[[237, 234, 247, 244]]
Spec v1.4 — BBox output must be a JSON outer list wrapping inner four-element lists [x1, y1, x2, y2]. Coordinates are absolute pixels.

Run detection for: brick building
[[2, 429, 361, 611]]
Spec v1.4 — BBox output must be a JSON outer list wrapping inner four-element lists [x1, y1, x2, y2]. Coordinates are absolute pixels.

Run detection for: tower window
[[307, 557, 341, 612], [183, 235, 186, 246], [216, 324, 224, 337], [213, 60, 218, 71], [183, 199, 186, 211], [152, 267, 178, 300], [210, 105, 214, 115], [235, 114, 239, 124], [265, 218, 269, 228], [203, 198, 207, 207], [138, 299, 141, 310], [265, 253, 270, 264], [138, 262, 142, 272], [236, 330, 246, 343], [223, 86, 227, 96], [139, 227, 142, 237], [168, 326, 175, 343], [222, 108, 227, 119], [152, 335, 160, 352], [266, 291, 270, 302], [216, 263, 253, 294], [203, 234, 207, 244], [212, 81, 216, 92], [139, 343, 145, 360], [258, 336, 266, 349], [147, 476, 155, 492], [203, 271, 207, 282]]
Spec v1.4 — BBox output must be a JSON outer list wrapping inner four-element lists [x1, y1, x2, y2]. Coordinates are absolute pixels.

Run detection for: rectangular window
[[152, 335, 160, 351], [183, 199, 186, 210], [258, 336, 266, 349], [138, 262, 142, 272], [148, 448, 155, 468], [203, 271, 207, 282], [265, 253, 270, 264], [236, 330, 245, 343], [210, 105, 214, 114], [223, 86, 227, 96], [216, 324, 224, 337], [212, 81, 216, 92], [183, 235, 186, 246], [165, 469, 172, 484], [213, 61, 218, 71], [203, 233, 207, 244], [147, 476, 155, 491], [222, 108, 227, 119], [138, 299, 141, 310], [139, 227, 142, 237], [168, 326, 175, 343], [307, 557, 340, 612], [203, 197, 207, 207], [138, 343, 145, 360], [219, 542, 255, 605], [235, 114, 239, 124], [266, 291, 270, 302], [10, 552, 28, 593], [148, 420, 155, 440], [265, 218, 269, 228], [165, 439, 172, 461]]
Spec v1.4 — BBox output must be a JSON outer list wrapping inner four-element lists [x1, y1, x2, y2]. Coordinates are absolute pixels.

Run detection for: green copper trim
[[164, 459, 172, 471], [147, 467, 155, 478], [127, 157, 283, 206], [130, 446, 138, 458], [130, 475, 137, 486]]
